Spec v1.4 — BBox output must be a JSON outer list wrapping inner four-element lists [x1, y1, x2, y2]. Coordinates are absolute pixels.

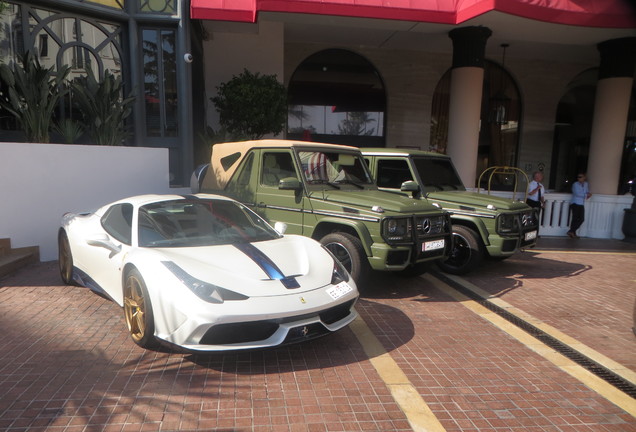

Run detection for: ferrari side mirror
[[274, 221, 287, 235], [87, 234, 122, 255]]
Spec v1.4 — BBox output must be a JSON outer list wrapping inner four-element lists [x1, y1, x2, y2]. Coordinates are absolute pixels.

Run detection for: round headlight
[[387, 219, 398, 233]]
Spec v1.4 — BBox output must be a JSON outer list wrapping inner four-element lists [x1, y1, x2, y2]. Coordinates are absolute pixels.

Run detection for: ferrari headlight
[[332, 257, 350, 285], [162, 261, 248, 303], [382, 217, 412, 243], [322, 246, 350, 284]]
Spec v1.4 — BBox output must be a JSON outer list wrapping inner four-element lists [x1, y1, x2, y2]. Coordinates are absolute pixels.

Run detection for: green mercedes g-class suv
[[363, 148, 539, 274], [192, 140, 453, 285]]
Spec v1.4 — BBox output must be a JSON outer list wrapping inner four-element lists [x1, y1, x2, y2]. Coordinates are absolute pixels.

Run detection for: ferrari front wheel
[[58, 230, 77, 285], [123, 268, 157, 349]]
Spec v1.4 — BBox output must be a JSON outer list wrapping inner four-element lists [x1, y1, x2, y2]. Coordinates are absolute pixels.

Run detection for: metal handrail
[[477, 166, 530, 201]]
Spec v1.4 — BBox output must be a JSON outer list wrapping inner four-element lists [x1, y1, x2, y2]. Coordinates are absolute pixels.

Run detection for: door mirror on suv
[[401, 180, 421, 198], [279, 177, 302, 191]]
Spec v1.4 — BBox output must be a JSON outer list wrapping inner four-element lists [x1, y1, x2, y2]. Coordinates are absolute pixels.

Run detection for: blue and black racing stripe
[[233, 242, 300, 289]]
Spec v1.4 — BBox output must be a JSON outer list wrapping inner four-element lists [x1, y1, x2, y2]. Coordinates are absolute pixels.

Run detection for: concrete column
[[446, 26, 492, 188], [587, 37, 636, 194]]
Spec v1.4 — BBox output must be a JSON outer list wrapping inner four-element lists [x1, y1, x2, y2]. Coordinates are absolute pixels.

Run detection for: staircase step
[[0, 238, 11, 257], [0, 246, 40, 280]]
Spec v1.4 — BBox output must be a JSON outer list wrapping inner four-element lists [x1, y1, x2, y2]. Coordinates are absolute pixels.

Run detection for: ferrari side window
[[101, 203, 133, 245]]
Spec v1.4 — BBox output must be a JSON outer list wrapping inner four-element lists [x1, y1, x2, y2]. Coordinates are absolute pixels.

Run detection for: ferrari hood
[[427, 190, 529, 212], [314, 189, 440, 214], [155, 235, 336, 296]]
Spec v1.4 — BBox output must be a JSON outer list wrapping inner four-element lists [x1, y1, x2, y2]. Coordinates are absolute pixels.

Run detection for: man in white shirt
[[526, 171, 545, 209]]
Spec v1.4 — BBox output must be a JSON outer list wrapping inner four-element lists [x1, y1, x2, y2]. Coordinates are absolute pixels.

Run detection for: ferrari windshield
[[138, 199, 280, 247], [298, 150, 373, 187]]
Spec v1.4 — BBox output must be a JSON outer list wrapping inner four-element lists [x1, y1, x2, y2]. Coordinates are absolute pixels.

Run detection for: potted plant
[[72, 69, 135, 146], [0, 52, 70, 143]]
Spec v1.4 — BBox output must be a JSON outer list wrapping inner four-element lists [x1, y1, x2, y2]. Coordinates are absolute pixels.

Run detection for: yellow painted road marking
[[531, 249, 636, 255], [350, 316, 446, 432], [425, 273, 636, 417]]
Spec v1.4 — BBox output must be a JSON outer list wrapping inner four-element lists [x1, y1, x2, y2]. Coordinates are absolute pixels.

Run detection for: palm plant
[[0, 52, 70, 143], [54, 118, 84, 144], [72, 69, 135, 146]]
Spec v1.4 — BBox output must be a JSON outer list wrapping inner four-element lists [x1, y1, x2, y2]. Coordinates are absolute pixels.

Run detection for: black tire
[[437, 225, 483, 275], [123, 268, 158, 349], [58, 230, 77, 285], [320, 232, 369, 287]]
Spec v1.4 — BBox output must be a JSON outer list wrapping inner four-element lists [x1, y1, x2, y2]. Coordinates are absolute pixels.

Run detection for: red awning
[[190, 0, 636, 28]]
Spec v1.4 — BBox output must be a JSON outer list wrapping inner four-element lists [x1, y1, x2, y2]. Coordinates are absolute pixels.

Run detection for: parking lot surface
[[1, 237, 635, 432]]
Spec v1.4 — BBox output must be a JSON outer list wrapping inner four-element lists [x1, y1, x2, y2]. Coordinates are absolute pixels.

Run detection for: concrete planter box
[[0, 143, 188, 261]]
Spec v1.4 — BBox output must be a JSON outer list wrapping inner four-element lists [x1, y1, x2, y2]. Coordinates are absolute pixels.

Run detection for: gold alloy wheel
[[124, 273, 147, 343], [58, 231, 73, 285]]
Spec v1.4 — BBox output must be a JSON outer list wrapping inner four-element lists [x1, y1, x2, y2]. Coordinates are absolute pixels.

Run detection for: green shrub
[[211, 69, 287, 140]]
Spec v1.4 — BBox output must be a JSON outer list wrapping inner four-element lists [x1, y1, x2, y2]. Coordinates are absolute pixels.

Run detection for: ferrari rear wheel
[[58, 230, 77, 286], [123, 268, 157, 349]]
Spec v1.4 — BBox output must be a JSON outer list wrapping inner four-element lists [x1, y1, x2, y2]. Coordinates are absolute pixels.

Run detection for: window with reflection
[[288, 49, 386, 147], [430, 60, 521, 189], [139, 0, 177, 14], [0, 3, 123, 138], [76, 0, 124, 9], [551, 69, 636, 193], [142, 28, 178, 137]]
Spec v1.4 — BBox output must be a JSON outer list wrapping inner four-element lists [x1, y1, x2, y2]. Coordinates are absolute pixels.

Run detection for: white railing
[[471, 190, 633, 239]]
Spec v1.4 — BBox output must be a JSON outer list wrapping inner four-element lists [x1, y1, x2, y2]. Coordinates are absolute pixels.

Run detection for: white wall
[[0, 143, 188, 261]]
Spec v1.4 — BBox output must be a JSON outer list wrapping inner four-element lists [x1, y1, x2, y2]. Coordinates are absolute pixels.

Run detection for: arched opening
[[430, 60, 522, 189], [287, 49, 386, 147], [551, 69, 636, 194]]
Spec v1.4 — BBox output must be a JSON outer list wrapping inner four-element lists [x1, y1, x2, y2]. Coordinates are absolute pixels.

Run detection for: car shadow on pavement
[[472, 251, 591, 280], [444, 251, 592, 299]]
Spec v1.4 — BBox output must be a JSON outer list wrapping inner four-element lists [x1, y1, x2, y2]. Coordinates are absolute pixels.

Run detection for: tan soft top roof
[[202, 139, 359, 191]]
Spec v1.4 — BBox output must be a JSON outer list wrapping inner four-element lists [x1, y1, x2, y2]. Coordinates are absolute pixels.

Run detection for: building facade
[[1, 0, 635, 194]]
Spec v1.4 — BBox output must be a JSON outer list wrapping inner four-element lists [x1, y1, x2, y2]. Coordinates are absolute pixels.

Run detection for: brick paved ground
[[0, 237, 634, 431]]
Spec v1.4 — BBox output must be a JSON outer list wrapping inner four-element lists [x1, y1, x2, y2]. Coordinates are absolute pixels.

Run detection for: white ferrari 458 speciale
[[58, 194, 358, 352]]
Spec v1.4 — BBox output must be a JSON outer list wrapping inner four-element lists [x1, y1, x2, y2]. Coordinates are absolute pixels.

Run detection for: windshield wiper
[[309, 179, 340, 189], [335, 179, 364, 189]]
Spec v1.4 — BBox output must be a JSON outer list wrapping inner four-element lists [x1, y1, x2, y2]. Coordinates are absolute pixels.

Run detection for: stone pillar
[[587, 37, 636, 195], [446, 26, 492, 188]]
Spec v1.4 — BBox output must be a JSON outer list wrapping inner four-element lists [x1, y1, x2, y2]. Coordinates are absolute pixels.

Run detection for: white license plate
[[327, 282, 353, 300], [525, 230, 538, 241], [423, 239, 445, 252]]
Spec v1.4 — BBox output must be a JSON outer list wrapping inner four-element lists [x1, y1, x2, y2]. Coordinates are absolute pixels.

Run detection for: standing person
[[568, 173, 592, 238], [526, 171, 545, 209]]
